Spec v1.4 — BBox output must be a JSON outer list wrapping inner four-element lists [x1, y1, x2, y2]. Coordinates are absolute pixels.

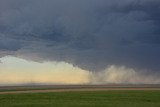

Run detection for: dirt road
[[0, 85, 160, 94]]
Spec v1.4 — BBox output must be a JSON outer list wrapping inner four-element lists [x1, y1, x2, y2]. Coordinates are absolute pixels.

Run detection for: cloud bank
[[0, 0, 160, 83]]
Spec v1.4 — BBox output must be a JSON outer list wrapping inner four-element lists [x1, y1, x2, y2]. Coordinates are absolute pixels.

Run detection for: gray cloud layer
[[0, 0, 160, 72]]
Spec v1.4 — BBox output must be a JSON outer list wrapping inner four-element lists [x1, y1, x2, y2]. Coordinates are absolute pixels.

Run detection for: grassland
[[0, 90, 160, 107]]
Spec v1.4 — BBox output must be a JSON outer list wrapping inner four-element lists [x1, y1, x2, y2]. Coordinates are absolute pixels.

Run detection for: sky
[[0, 0, 160, 85]]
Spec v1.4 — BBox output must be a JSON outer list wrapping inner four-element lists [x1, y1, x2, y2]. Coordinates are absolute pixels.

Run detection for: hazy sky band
[[0, 56, 160, 85]]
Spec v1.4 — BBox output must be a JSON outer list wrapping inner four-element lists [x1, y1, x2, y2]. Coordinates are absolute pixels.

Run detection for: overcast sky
[[0, 0, 160, 84]]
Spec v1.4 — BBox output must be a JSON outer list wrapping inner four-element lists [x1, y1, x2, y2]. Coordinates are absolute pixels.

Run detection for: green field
[[0, 91, 160, 107]]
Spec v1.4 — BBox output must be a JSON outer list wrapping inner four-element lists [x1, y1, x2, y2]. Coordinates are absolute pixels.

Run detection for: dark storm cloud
[[0, 0, 160, 72]]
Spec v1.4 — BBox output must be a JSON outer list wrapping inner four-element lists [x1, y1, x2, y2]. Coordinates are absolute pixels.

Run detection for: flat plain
[[0, 85, 160, 107]]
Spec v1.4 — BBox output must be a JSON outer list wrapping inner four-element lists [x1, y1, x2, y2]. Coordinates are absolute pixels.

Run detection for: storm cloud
[[0, 0, 160, 73]]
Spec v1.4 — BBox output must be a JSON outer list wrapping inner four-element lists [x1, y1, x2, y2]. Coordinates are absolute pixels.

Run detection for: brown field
[[0, 84, 160, 94]]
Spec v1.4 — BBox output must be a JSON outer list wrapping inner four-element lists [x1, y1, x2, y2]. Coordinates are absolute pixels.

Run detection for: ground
[[0, 91, 160, 107], [0, 85, 160, 107]]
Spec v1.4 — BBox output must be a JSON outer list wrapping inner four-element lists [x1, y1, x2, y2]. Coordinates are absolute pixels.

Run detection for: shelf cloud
[[0, 0, 160, 84]]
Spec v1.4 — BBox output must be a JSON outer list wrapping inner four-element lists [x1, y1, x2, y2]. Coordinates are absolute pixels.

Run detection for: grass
[[0, 90, 160, 107]]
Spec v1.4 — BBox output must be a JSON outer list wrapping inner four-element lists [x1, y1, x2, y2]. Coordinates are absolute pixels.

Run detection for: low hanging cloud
[[90, 65, 160, 84], [0, 0, 160, 77]]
